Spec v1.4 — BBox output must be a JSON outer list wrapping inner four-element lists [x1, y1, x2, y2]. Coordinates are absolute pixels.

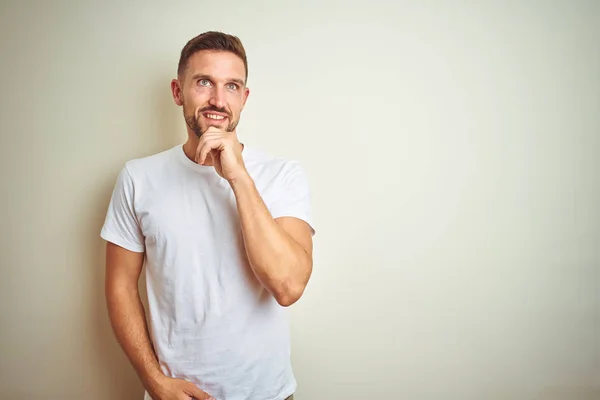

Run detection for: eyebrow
[[190, 74, 245, 87]]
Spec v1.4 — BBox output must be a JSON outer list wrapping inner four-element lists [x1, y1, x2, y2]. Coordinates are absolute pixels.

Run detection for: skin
[[105, 49, 313, 400]]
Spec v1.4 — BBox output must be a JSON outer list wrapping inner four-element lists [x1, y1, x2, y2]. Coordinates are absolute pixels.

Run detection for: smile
[[203, 113, 227, 120]]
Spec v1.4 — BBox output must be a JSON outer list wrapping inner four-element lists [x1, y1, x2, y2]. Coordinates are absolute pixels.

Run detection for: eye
[[226, 83, 238, 91], [198, 79, 211, 87]]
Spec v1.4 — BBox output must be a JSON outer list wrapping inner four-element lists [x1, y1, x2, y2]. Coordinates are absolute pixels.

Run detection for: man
[[101, 31, 315, 400]]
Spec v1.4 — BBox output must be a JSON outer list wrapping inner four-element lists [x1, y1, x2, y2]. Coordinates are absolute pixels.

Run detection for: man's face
[[173, 50, 249, 138]]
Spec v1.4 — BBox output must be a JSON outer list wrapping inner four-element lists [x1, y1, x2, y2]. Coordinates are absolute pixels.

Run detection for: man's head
[[171, 31, 249, 138]]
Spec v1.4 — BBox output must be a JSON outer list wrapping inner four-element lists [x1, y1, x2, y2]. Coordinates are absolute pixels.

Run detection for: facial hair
[[184, 103, 239, 138]]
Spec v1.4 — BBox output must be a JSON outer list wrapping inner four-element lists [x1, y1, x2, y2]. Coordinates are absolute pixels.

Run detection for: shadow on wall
[[147, 70, 187, 155], [87, 75, 183, 399]]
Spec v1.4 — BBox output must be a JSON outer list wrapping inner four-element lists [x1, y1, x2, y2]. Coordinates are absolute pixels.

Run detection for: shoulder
[[122, 145, 180, 181], [244, 145, 308, 184]]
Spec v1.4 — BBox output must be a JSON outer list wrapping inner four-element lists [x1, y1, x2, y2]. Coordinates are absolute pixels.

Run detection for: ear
[[242, 87, 250, 107], [171, 79, 183, 106]]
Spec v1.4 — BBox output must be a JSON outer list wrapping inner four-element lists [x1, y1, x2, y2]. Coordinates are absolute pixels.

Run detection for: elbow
[[273, 269, 310, 307], [274, 287, 303, 307], [270, 253, 313, 307], [273, 273, 307, 307]]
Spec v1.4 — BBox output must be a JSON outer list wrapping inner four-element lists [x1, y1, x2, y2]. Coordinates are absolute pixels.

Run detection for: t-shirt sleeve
[[269, 161, 316, 236], [100, 165, 145, 252]]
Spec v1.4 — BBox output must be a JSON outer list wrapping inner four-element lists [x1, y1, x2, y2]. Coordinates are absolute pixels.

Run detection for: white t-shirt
[[100, 144, 315, 400]]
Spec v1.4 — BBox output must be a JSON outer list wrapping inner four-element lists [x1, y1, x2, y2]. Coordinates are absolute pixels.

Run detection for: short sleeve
[[100, 165, 145, 252], [269, 161, 315, 236]]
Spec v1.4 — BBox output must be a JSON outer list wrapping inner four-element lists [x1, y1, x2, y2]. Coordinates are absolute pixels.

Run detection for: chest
[[137, 176, 242, 253]]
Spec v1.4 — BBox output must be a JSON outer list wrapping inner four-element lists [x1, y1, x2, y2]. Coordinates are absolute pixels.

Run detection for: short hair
[[177, 31, 248, 83]]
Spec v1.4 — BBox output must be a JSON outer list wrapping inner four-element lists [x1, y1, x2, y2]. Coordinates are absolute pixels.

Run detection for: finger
[[200, 139, 220, 165], [194, 140, 203, 163], [196, 138, 218, 165], [204, 126, 224, 135], [185, 381, 212, 399], [199, 128, 222, 140], [194, 137, 206, 163]]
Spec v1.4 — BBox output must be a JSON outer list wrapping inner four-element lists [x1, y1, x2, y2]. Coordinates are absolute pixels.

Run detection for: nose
[[208, 86, 226, 109]]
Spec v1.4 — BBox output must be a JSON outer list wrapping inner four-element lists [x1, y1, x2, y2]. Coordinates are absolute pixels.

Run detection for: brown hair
[[177, 31, 248, 83]]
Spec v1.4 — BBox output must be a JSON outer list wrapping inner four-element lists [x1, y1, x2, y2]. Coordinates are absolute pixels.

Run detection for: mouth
[[201, 112, 229, 122]]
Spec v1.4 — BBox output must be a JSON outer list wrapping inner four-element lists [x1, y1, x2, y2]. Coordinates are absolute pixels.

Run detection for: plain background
[[1, 1, 599, 399]]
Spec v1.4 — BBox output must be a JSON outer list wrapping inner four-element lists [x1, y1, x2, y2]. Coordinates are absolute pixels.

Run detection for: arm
[[104, 242, 164, 393], [102, 165, 213, 399], [104, 242, 214, 400], [195, 128, 314, 307], [231, 173, 313, 307]]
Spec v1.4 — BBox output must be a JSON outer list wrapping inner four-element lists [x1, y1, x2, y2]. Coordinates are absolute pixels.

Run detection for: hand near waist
[[148, 375, 216, 400]]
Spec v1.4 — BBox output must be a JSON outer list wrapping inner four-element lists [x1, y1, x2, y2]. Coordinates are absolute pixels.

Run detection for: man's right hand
[[149, 376, 216, 400]]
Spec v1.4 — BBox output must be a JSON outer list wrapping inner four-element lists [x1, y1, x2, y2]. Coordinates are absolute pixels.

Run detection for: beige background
[[1, 1, 599, 399]]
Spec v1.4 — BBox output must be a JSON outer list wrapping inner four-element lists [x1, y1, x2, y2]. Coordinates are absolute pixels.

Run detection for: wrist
[[142, 369, 167, 393], [228, 169, 253, 189]]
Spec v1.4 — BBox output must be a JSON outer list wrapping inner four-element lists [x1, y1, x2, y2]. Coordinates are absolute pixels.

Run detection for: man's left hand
[[195, 127, 247, 182]]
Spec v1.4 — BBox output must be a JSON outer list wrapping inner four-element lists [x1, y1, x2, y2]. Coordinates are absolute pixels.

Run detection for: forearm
[[106, 285, 165, 392], [230, 173, 310, 306]]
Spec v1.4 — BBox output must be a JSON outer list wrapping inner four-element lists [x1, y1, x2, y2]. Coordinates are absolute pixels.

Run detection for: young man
[[101, 31, 315, 400]]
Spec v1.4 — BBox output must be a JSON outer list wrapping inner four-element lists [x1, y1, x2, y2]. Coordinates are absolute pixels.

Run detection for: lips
[[200, 108, 229, 122], [203, 112, 227, 121]]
